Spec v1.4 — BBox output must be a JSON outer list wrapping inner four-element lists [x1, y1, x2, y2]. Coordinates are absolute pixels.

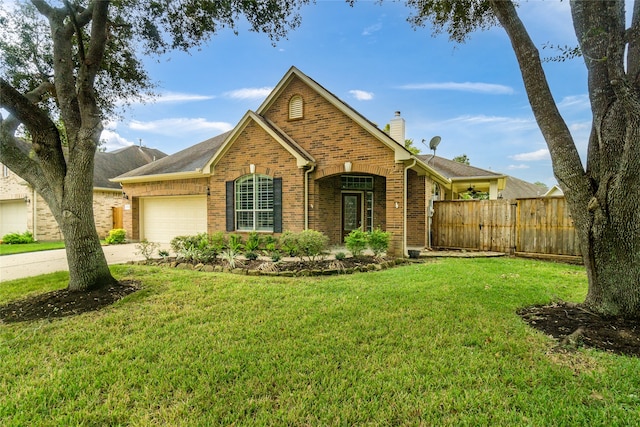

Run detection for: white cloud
[[510, 149, 550, 161], [558, 94, 590, 110], [362, 23, 382, 36], [444, 114, 537, 131], [349, 90, 374, 101], [101, 129, 134, 151], [507, 164, 530, 170], [398, 82, 514, 95], [154, 92, 215, 103], [223, 87, 273, 100], [129, 118, 233, 136]]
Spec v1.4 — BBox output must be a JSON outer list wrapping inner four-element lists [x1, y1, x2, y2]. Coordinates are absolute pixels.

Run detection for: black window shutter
[[226, 181, 234, 232], [273, 177, 282, 233]]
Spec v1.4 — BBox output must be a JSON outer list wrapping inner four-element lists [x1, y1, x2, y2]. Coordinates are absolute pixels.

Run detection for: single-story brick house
[[113, 67, 510, 256], [0, 145, 166, 240]]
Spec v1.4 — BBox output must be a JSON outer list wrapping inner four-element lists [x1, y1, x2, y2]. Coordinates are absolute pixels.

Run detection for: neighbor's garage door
[[140, 196, 207, 243], [0, 199, 28, 236]]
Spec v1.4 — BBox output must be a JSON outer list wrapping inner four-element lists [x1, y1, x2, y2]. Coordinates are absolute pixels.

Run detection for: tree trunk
[[60, 194, 118, 292], [60, 144, 117, 292], [491, 0, 640, 319]]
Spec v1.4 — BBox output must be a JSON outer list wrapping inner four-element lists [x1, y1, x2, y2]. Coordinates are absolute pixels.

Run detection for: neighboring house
[[544, 184, 564, 197], [113, 67, 510, 256], [0, 145, 166, 240]]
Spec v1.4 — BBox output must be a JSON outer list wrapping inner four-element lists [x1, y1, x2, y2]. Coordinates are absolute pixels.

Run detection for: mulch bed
[[0, 281, 140, 323], [518, 302, 640, 358]]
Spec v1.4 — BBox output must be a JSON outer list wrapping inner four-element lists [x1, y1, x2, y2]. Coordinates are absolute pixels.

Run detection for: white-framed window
[[235, 174, 274, 231], [289, 95, 303, 120]]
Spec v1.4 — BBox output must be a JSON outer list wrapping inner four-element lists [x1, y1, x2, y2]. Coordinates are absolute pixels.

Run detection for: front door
[[342, 193, 362, 239]]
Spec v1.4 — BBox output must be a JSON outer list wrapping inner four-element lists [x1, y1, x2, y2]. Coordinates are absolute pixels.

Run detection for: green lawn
[[0, 241, 65, 256], [1, 258, 638, 426]]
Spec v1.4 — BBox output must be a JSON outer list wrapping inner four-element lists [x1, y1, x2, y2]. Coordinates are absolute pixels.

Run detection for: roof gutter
[[110, 171, 207, 184]]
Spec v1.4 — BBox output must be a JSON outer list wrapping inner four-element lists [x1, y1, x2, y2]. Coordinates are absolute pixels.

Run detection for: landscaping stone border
[[130, 257, 411, 277]]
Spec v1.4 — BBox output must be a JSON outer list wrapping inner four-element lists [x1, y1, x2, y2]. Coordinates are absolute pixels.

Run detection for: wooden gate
[[112, 206, 123, 230], [431, 199, 515, 252]]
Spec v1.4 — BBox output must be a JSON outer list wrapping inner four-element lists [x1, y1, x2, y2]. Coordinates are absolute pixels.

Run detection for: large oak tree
[[408, 0, 639, 319], [0, 0, 307, 292]]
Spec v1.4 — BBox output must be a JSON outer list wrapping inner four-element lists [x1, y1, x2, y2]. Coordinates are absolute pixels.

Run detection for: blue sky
[[100, 1, 593, 188]]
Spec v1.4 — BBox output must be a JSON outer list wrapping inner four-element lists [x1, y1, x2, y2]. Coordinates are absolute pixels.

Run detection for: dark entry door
[[342, 193, 362, 239]]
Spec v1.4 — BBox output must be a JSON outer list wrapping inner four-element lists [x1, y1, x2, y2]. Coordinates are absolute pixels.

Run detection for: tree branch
[[489, 0, 590, 203], [64, 0, 86, 64]]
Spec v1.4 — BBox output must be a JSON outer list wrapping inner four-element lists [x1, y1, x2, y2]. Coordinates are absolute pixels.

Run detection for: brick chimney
[[389, 111, 405, 144]]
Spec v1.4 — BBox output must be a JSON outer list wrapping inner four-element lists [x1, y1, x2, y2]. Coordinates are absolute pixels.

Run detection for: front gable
[[257, 67, 412, 165], [203, 111, 315, 174]]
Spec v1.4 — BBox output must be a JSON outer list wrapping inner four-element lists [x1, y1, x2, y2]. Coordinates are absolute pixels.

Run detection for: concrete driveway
[[0, 243, 165, 282]]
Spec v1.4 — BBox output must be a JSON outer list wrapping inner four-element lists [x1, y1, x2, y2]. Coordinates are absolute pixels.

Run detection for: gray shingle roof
[[114, 132, 230, 180], [94, 146, 167, 189], [417, 155, 501, 179], [500, 176, 545, 199]]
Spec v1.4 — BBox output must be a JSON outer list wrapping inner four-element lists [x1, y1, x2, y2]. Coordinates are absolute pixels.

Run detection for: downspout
[[304, 164, 316, 230], [403, 159, 416, 257], [32, 187, 37, 241]]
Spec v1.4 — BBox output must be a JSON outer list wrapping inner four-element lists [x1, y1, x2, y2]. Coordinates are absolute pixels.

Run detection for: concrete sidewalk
[[0, 243, 164, 282]]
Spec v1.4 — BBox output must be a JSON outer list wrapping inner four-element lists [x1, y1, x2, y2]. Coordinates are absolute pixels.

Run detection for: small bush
[[158, 249, 170, 260], [279, 231, 299, 257], [245, 251, 259, 261], [344, 228, 368, 257], [368, 228, 391, 256], [136, 239, 159, 260], [296, 229, 329, 261], [228, 234, 244, 252], [334, 251, 347, 261], [105, 229, 126, 244], [245, 232, 262, 252], [1, 231, 34, 244], [264, 242, 281, 262]]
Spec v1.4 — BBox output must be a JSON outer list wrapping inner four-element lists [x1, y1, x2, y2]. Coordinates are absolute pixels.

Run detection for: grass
[[0, 241, 65, 256], [1, 258, 639, 425]]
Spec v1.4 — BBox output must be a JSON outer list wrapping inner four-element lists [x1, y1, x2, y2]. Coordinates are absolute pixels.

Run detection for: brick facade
[[118, 69, 438, 256]]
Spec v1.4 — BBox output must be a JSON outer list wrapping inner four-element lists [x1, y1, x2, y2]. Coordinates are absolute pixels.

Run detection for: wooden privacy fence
[[431, 197, 582, 258]]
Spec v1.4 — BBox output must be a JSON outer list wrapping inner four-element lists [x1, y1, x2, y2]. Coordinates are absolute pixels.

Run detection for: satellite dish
[[429, 136, 441, 151]]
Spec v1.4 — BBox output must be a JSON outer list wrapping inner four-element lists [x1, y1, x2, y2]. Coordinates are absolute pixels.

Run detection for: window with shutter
[[234, 174, 275, 231]]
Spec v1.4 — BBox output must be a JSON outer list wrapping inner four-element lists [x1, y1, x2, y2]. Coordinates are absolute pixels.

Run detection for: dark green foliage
[[334, 251, 347, 261]]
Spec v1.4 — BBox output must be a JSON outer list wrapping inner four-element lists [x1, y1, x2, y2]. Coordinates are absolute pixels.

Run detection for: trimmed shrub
[[1, 231, 34, 244], [368, 228, 391, 256], [344, 228, 368, 257], [105, 228, 126, 244], [296, 229, 329, 261]]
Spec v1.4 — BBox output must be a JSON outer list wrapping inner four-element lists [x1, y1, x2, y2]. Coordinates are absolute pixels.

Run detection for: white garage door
[[141, 196, 207, 243], [0, 200, 28, 237]]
